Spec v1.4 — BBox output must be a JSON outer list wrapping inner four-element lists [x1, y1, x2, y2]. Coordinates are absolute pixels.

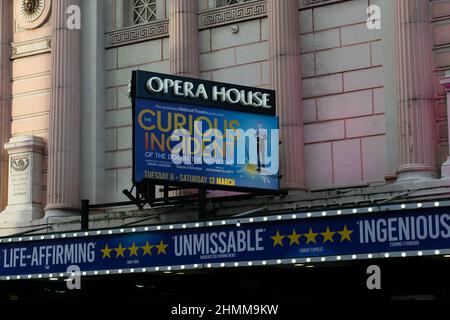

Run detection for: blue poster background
[[133, 98, 280, 191], [1, 208, 450, 277]]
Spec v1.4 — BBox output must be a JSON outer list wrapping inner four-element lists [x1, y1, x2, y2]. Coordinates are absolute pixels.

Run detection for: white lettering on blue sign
[[145, 76, 272, 110], [2, 242, 96, 269], [359, 214, 450, 244], [173, 229, 264, 257]]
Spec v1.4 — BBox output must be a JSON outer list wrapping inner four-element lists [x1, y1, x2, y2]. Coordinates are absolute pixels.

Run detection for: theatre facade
[[1, 0, 450, 299]]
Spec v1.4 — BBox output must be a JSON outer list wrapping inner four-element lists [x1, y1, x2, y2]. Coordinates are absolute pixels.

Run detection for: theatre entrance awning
[[1, 200, 450, 281]]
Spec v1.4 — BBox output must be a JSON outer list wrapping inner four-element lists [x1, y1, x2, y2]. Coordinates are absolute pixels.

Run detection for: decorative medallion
[[11, 158, 30, 172], [15, 0, 51, 30], [21, 0, 44, 22]]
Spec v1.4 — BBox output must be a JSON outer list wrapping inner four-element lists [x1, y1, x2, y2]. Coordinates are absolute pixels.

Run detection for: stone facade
[[0, 0, 450, 236]]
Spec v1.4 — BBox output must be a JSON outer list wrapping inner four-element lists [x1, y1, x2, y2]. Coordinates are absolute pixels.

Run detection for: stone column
[[268, 0, 305, 189], [0, 0, 12, 212], [395, 0, 438, 180], [169, 0, 199, 78], [80, 0, 106, 204], [440, 71, 450, 177], [45, 0, 81, 216], [169, 0, 199, 199]]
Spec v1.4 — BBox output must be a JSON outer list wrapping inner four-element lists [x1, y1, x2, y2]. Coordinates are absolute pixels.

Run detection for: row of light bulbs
[[1, 201, 446, 244], [0, 200, 448, 281], [3, 248, 450, 281]]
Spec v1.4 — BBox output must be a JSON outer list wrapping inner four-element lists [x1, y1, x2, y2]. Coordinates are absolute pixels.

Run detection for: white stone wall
[[300, 0, 386, 189], [199, 18, 269, 88]]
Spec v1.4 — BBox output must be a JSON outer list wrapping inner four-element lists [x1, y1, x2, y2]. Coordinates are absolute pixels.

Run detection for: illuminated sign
[[131, 71, 280, 191], [1, 204, 450, 280], [144, 76, 273, 111], [131, 71, 276, 116]]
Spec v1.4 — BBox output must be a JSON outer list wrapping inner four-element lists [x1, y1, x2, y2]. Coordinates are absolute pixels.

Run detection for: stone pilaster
[[169, 0, 199, 78], [440, 71, 450, 177], [1, 136, 45, 222], [45, 0, 81, 216], [268, 0, 305, 189], [0, 0, 12, 212], [395, 0, 438, 180]]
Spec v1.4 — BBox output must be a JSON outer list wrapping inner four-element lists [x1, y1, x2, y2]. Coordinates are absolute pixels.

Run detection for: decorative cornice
[[196, 0, 348, 30], [198, 0, 266, 30], [105, 19, 169, 49], [299, 0, 348, 9], [104, 0, 349, 48], [11, 36, 51, 59]]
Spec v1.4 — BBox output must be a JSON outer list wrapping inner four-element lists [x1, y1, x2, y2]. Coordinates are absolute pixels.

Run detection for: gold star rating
[[271, 231, 285, 247], [287, 230, 301, 246], [115, 243, 126, 258], [338, 225, 353, 242], [304, 228, 318, 244], [155, 240, 168, 255], [101, 244, 113, 259], [101, 240, 169, 258], [128, 242, 139, 257], [142, 242, 154, 256], [321, 227, 336, 244]]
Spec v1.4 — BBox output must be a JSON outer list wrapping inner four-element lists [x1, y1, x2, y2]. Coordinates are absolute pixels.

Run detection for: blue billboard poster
[[1, 206, 450, 279], [133, 98, 280, 191], [131, 70, 280, 192]]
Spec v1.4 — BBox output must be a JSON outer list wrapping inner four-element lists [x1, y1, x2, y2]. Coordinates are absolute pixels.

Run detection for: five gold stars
[[101, 240, 168, 258], [271, 226, 353, 247]]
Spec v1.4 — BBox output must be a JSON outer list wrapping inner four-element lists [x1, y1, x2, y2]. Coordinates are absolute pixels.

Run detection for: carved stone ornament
[[15, 0, 51, 29], [11, 158, 30, 172]]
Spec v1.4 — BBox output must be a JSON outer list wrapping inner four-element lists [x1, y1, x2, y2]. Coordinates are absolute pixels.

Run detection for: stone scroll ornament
[[15, 0, 52, 30], [11, 158, 30, 173]]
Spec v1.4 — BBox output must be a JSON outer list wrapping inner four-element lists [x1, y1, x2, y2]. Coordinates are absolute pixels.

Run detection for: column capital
[[4, 136, 45, 155]]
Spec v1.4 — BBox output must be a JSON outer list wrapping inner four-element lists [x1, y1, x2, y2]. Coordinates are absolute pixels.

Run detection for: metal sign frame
[[129, 71, 281, 210]]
